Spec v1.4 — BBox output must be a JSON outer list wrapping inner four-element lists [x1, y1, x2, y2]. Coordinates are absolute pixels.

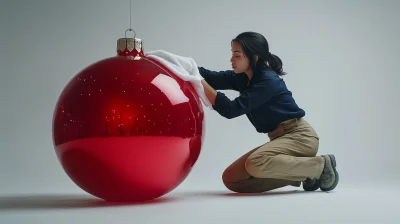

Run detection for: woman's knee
[[222, 177, 264, 193], [221, 167, 260, 193], [221, 169, 244, 193], [221, 166, 237, 184], [221, 168, 229, 182], [222, 179, 241, 193]]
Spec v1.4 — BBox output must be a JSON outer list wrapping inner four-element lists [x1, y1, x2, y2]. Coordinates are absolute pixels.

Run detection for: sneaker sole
[[320, 154, 339, 192]]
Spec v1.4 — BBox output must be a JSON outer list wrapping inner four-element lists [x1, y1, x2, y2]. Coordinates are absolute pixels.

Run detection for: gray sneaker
[[319, 154, 339, 191]]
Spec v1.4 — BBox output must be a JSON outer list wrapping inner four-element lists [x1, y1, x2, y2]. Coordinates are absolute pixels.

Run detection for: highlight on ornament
[[52, 29, 205, 202]]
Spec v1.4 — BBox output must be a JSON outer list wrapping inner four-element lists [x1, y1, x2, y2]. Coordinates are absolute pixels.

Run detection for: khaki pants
[[222, 118, 325, 193]]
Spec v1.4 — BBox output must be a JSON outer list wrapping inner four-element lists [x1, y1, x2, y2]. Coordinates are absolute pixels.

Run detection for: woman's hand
[[199, 79, 217, 105]]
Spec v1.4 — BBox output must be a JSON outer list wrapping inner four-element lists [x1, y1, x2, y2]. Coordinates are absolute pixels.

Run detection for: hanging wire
[[125, 0, 136, 38]]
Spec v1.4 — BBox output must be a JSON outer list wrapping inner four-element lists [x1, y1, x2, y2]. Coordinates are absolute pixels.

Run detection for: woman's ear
[[254, 55, 259, 62]]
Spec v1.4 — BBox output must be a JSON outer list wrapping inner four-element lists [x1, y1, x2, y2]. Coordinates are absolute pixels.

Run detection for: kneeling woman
[[198, 31, 339, 193]]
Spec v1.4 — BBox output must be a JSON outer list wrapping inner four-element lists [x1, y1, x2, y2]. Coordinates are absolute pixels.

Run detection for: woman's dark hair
[[232, 31, 286, 76]]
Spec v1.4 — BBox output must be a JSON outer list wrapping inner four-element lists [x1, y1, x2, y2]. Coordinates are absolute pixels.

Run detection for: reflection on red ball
[[52, 38, 205, 201]]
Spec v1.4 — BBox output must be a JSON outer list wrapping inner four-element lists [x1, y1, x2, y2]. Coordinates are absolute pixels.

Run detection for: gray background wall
[[1, 0, 399, 194]]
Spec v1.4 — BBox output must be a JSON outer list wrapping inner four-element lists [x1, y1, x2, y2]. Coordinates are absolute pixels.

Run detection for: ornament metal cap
[[117, 29, 143, 57]]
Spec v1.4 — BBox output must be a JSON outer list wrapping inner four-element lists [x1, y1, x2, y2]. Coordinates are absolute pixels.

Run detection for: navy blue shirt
[[198, 67, 305, 133]]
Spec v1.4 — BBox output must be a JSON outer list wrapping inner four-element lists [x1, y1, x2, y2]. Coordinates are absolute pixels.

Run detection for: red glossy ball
[[52, 43, 205, 202]]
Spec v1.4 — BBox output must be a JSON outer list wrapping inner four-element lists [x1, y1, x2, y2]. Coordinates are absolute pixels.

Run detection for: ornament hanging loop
[[125, 28, 136, 39]]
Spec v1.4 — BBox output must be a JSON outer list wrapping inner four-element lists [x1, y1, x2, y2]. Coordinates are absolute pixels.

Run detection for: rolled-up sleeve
[[212, 78, 278, 119]]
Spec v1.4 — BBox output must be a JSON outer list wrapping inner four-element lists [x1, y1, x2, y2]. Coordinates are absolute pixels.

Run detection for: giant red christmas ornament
[[52, 32, 205, 201]]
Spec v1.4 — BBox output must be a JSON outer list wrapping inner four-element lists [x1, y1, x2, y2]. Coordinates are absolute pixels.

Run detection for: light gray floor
[[1, 184, 398, 223]]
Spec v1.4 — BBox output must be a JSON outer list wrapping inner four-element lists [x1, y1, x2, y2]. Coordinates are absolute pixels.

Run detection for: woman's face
[[230, 41, 251, 74]]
